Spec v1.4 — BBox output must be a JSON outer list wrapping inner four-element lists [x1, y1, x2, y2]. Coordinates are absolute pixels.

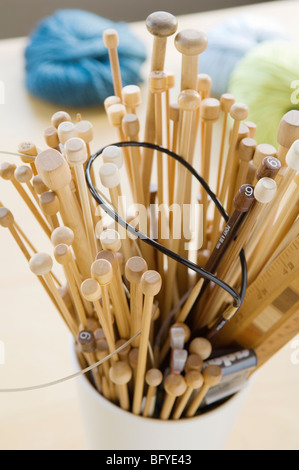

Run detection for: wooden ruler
[[216, 234, 299, 356]]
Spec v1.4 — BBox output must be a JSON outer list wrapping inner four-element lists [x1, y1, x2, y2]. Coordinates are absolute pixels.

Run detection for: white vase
[[70, 347, 252, 450]]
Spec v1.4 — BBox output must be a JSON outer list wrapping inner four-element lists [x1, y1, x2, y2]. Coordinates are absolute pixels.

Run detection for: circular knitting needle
[[142, 11, 178, 204], [81, 278, 118, 361], [172, 370, 204, 419], [132, 270, 162, 415], [186, 365, 222, 417], [35, 148, 91, 278], [65, 137, 98, 259], [160, 373, 187, 420], [103, 29, 123, 99], [142, 368, 163, 417], [29, 252, 78, 337], [125, 256, 148, 347], [109, 361, 132, 410]]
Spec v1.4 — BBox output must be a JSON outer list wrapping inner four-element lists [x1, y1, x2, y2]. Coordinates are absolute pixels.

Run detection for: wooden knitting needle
[[96, 249, 130, 339], [125, 256, 148, 347], [189, 337, 212, 360], [185, 354, 203, 373], [65, 137, 98, 259], [172, 371, 204, 420], [32, 175, 49, 196], [109, 361, 132, 410], [75, 120, 93, 157], [54, 244, 88, 329], [39, 191, 60, 229], [29, 253, 78, 337], [95, 336, 115, 400], [104, 95, 121, 112], [244, 121, 257, 138], [233, 137, 257, 197], [51, 111, 71, 129], [78, 330, 102, 393], [132, 270, 162, 415], [174, 29, 208, 91], [44, 127, 60, 152], [160, 373, 187, 420], [142, 368, 163, 417], [91, 259, 115, 342], [57, 121, 76, 146], [129, 347, 139, 387], [122, 85, 142, 115], [168, 103, 180, 205], [0, 162, 52, 238], [216, 94, 236, 195], [142, 11, 178, 204], [170, 349, 188, 375], [35, 148, 91, 278], [247, 143, 277, 185], [200, 98, 221, 248], [103, 29, 123, 99], [81, 278, 118, 361], [17, 141, 39, 175], [115, 339, 131, 364], [165, 72, 175, 149], [14, 164, 40, 205], [185, 365, 222, 417], [197, 74, 212, 157]]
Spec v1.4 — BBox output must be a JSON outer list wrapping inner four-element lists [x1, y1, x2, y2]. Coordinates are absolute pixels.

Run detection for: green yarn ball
[[228, 41, 299, 147]]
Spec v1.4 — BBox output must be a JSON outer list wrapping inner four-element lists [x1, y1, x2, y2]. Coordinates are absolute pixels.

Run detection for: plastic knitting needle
[[39, 191, 60, 229], [35, 148, 91, 278], [132, 270, 162, 415], [185, 365, 222, 417], [142, 368, 163, 417], [122, 85, 142, 115], [109, 361, 132, 410], [81, 278, 118, 361], [160, 373, 187, 420], [142, 11, 178, 204], [54, 244, 88, 329], [103, 29, 123, 99], [0, 162, 52, 238], [172, 370, 204, 419], [125, 256, 148, 347], [29, 253, 78, 337], [174, 29, 208, 91], [78, 330, 102, 393], [65, 137, 98, 258]]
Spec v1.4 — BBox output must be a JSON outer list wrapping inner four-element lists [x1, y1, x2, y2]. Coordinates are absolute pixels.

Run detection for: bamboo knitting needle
[[115, 339, 131, 364], [54, 244, 88, 329], [174, 29, 208, 91], [103, 29, 123, 99], [39, 191, 60, 230], [95, 337, 116, 401], [75, 120, 93, 157], [96, 249, 130, 338], [109, 361, 132, 410], [189, 337, 212, 360], [17, 141, 39, 175], [32, 175, 49, 196], [160, 373, 187, 420], [65, 137, 98, 259], [14, 164, 40, 205], [51, 111, 71, 129], [233, 137, 257, 197], [141, 11, 178, 204], [132, 270, 162, 415], [165, 72, 175, 149], [142, 368, 163, 417], [185, 354, 203, 373], [44, 127, 61, 152], [0, 162, 52, 238], [244, 121, 257, 138], [35, 148, 91, 278], [247, 143, 277, 186], [125, 256, 148, 347], [185, 365, 222, 417], [122, 85, 142, 115], [29, 253, 78, 337], [81, 278, 118, 361], [172, 370, 204, 420], [78, 330, 102, 393], [91, 259, 116, 342], [168, 103, 180, 206], [57, 121, 76, 145], [216, 94, 236, 195]]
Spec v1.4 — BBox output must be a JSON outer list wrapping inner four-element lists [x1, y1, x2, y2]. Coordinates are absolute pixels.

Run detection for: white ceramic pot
[[71, 347, 252, 450]]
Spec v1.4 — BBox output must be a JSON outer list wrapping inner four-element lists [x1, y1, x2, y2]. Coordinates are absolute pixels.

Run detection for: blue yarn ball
[[25, 9, 147, 107], [198, 15, 290, 97]]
